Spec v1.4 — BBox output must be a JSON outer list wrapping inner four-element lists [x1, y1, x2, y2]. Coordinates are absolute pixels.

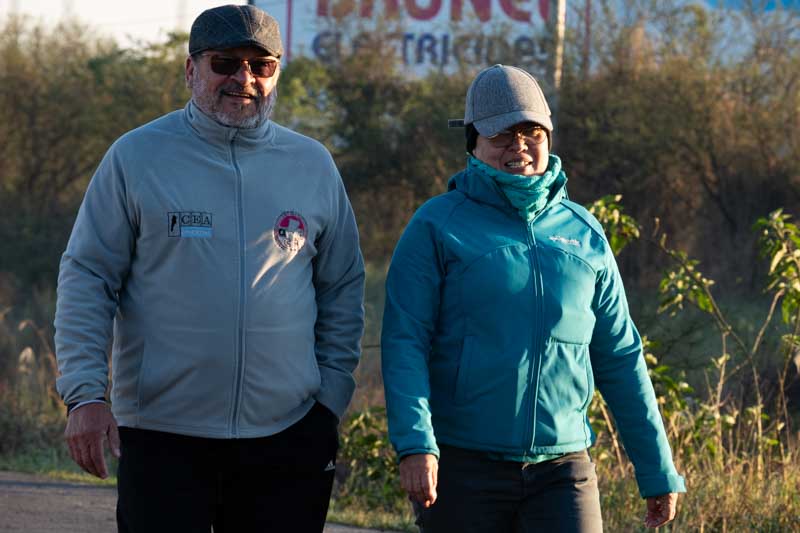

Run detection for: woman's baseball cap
[[450, 64, 553, 136]]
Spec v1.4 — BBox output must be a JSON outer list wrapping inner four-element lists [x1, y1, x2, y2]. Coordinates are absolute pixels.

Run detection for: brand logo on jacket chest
[[168, 212, 213, 238], [274, 211, 307, 252], [549, 235, 580, 247]]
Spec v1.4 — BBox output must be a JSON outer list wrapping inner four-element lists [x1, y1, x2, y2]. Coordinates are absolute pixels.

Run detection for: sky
[[0, 0, 251, 47], [2, 0, 796, 51]]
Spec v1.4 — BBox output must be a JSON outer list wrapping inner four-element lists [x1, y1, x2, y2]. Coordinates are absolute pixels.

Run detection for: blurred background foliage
[[1, 1, 798, 290], [1, 0, 799, 530]]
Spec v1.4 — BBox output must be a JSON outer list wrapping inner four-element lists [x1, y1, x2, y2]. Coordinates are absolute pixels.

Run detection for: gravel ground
[[0, 471, 392, 533]]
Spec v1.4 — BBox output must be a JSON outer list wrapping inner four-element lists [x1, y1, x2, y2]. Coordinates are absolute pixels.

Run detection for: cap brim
[[472, 111, 553, 136], [194, 40, 282, 58]]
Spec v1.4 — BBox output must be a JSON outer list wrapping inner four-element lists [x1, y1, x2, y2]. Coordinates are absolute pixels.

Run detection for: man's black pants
[[116, 401, 339, 533]]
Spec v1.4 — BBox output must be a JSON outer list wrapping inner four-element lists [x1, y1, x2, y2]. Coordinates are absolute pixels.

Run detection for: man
[[54, 5, 365, 532]]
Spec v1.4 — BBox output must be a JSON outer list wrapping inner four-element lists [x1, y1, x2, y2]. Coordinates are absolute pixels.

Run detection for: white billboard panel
[[252, 0, 551, 72]]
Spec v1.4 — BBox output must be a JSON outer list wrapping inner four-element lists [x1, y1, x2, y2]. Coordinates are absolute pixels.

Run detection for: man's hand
[[399, 453, 438, 508], [645, 492, 679, 528], [64, 402, 120, 479]]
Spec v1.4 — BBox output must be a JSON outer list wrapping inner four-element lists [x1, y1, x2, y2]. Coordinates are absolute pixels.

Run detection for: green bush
[[334, 406, 405, 512]]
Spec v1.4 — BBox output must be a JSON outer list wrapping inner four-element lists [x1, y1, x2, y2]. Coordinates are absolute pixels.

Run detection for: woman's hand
[[645, 492, 679, 528], [399, 453, 439, 508]]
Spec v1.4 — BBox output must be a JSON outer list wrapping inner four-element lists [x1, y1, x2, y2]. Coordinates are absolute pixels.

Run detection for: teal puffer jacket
[[381, 160, 685, 498]]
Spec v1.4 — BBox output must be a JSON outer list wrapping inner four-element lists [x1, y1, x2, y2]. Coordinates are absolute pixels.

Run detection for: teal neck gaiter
[[468, 154, 564, 222]]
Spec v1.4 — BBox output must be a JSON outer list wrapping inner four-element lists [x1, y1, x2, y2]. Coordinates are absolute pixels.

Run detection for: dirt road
[[0, 471, 392, 533]]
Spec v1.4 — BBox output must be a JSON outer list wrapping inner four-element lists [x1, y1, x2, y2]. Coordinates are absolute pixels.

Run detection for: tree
[[558, 0, 800, 286], [0, 17, 188, 291]]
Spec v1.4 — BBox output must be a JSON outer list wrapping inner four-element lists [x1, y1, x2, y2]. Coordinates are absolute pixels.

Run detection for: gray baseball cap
[[450, 64, 553, 136], [189, 4, 283, 58]]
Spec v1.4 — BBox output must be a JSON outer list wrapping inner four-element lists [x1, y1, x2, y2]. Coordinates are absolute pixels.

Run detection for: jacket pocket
[[239, 329, 320, 429], [136, 327, 234, 431], [534, 339, 594, 447], [580, 350, 593, 411], [454, 336, 476, 404], [537, 246, 597, 345]]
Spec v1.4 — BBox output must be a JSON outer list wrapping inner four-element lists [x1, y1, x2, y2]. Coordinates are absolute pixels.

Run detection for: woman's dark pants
[[415, 445, 604, 533]]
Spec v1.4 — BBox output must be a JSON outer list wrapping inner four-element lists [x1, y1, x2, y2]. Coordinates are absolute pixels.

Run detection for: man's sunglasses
[[206, 55, 279, 78]]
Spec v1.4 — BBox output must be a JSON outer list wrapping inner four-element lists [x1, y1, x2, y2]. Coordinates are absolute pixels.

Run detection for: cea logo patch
[[274, 211, 307, 252], [168, 212, 213, 238]]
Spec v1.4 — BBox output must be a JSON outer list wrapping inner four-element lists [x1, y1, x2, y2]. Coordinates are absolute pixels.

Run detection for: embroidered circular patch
[[273, 211, 308, 252]]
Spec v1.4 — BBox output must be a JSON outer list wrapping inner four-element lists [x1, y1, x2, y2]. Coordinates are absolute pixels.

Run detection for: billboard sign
[[707, 0, 800, 10], [252, 0, 552, 72]]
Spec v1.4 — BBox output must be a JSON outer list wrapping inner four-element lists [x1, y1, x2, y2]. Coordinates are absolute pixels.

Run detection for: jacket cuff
[[397, 446, 440, 462], [636, 472, 687, 498], [316, 366, 356, 420], [66, 397, 107, 415]]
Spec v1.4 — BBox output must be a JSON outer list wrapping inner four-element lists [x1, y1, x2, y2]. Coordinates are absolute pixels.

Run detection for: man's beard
[[192, 78, 277, 129]]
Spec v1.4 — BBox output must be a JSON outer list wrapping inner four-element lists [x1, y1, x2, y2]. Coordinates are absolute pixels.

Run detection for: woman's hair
[[465, 124, 479, 154]]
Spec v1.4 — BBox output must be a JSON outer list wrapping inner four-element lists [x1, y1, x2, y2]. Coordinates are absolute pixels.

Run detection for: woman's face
[[473, 122, 549, 176]]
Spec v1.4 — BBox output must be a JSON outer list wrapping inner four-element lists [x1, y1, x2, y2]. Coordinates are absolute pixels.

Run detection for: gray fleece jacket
[[55, 101, 365, 438]]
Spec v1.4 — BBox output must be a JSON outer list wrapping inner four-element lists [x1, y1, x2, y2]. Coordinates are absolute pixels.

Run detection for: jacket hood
[[447, 154, 568, 219]]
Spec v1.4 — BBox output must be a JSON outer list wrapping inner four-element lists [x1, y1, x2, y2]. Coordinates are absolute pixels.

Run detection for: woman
[[381, 65, 685, 532]]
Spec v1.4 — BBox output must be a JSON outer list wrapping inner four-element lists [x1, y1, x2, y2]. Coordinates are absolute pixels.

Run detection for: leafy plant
[[754, 209, 800, 325], [587, 194, 641, 256], [334, 406, 405, 511]]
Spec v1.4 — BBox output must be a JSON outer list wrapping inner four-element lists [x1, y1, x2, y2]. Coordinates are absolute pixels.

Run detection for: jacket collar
[[447, 154, 568, 219], [183, 100, 275, 150]]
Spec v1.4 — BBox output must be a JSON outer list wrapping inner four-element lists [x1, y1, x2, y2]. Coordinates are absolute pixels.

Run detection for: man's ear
[[185, 56, 195, 90]]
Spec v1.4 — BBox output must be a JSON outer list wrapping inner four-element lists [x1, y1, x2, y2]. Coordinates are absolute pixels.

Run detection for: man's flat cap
[[189, 4, 283, 58]]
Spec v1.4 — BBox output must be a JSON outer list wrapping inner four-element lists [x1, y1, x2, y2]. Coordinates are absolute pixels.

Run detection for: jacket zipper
[[524, 221, 542, 450], [229, 134, 247, 438]]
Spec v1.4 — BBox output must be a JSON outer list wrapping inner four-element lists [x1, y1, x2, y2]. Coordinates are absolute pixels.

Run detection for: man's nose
[[231, 62, 256, 85]]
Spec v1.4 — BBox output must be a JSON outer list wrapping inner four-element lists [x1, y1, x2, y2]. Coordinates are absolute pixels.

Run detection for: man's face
[[186, 46, 280, 129], [473, 122, 550, 176]]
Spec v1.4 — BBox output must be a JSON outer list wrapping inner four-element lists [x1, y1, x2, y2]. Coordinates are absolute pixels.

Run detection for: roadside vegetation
[[1, 1, 798, 531]]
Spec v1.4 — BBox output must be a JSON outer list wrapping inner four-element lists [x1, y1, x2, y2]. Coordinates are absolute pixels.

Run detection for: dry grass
[[596, 453, 800, 532], [1, 267, 799, 532], [327, 503, 415, 532]]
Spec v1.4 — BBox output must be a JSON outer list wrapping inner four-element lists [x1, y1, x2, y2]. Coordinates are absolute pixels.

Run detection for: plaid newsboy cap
[[189, 4, 283, 58]]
